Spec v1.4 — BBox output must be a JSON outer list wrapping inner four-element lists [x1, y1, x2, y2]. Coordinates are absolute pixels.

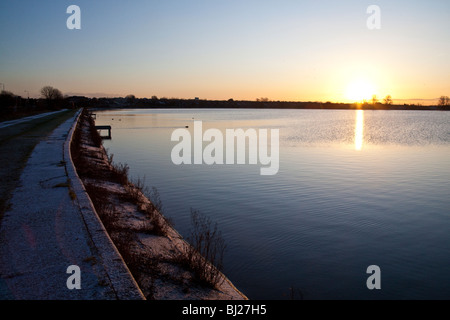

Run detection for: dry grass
[[178, 208, 226, 288], [70, 108, 233, 298]]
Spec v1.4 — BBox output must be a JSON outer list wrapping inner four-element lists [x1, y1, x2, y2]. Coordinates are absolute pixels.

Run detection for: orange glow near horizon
[[1, 2, 448, 104]]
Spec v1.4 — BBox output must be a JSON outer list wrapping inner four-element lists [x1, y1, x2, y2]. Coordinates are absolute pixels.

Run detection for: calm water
[[96, 108, 450, 300]]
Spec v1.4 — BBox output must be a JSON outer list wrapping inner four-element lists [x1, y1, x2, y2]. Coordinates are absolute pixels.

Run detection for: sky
[[0, 0, 449, 103]]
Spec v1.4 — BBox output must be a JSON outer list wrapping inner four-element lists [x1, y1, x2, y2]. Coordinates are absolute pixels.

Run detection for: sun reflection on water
[[355, 110, 364, 150]]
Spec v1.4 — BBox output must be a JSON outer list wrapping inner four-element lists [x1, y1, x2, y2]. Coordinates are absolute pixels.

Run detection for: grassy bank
[[70, 108, 246, 300], [0, 109, 77, 220]]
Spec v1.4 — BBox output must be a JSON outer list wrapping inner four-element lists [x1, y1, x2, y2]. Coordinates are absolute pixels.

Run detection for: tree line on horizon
[[0, 86, 68, 121], [1, 85, 450, 121]]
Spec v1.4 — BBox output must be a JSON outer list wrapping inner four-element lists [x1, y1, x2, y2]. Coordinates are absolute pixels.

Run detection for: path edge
[[63, 108, 145, 300]]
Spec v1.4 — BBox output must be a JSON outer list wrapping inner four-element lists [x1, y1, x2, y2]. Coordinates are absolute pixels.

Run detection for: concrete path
[[0, 110, 144, 300], [0, 109, 68, 129]]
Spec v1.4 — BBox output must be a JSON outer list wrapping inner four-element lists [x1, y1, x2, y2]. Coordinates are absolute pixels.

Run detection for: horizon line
[[2, 89, 443, 105]]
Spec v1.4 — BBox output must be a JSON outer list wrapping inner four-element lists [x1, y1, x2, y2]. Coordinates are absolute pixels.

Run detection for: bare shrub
[[141, 203, 173, 237], [83, 183, 119, 231], [184, 208, 226, 287], [147, 186, 164, 213], [123, 176, 148, 204], [110, 162, 129, 185], [112, 230, 140, 273]]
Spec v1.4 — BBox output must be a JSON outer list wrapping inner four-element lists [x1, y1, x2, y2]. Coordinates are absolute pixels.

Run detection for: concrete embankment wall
[[64, 109, 145, 300]]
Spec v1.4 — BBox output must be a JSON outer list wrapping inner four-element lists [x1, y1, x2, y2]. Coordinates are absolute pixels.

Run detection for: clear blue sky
[[0, 0, 449, 102]]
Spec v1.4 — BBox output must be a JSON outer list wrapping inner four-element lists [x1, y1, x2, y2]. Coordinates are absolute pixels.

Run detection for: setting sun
[[346, 78, 377, 102]]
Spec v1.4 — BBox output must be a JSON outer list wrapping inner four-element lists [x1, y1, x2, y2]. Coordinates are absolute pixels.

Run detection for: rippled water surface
[[97, 108, 450, 299]]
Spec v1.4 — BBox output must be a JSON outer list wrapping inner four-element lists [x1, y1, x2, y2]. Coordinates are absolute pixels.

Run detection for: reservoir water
[[96, 108, 450, 300]]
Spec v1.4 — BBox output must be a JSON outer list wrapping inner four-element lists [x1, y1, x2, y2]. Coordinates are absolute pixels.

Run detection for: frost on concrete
[[0, 110, 144, 300]]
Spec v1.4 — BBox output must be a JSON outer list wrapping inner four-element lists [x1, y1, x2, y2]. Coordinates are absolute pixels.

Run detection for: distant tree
[[40, 86, 63, 101], [151, 95, 158, 100], [125, 94, 136, 106], [371, 95, 379, 105], [383, 95, 393, 105], [0, 90, 15, 98], [40, 86, 63, 109], [438, 96, 450, 107], [0, 90, 17, 112], [256, 97, 269, 102]]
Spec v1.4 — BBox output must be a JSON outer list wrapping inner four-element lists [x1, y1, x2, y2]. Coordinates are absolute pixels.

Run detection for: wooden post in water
[[95, 125, 111, 139]]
